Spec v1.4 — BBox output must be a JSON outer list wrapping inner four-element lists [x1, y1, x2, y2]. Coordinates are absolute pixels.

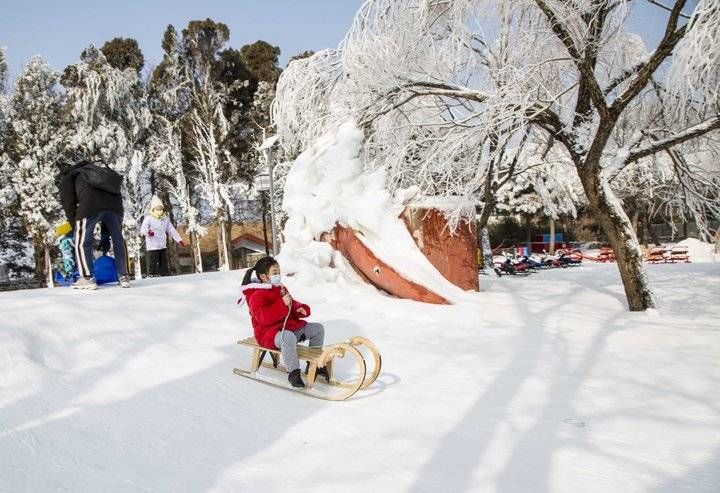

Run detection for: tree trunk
[[261, 193, 270, 256], [216, 215, 231, 271], [225, 213, 236, 270], [638, 214, 648, 248], [32, 237, 48, 286], [579, 171, 655, 311], [134, 251, 143, 280], [525, 214, 532, 255], [144, 243, 150, 275], [480, 227, 494, 270], [549, 217, 556, 254], [190, 231, 203, 273], [631, 210, 640, 237], [44, 245, 53, 288], [645, 212, 661, 246]]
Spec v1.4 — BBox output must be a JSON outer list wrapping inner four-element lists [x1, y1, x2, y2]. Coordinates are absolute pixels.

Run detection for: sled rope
[[277, 286, 292, 344]]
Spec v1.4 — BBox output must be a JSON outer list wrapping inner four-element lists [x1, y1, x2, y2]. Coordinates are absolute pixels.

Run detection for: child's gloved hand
[[147, 230, 155, 237], [282, 293, 293, 307]]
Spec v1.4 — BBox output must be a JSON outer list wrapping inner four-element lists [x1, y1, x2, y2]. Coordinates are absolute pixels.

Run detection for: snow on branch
[[625, 116, 720, 164], [272, 0, 718, 230], [667, 0, 720, 110]]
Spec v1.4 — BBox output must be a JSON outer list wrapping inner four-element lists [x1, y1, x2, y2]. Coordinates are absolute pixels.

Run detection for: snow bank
[[278, 120, 474, 302], [674, 237, 719, 263]]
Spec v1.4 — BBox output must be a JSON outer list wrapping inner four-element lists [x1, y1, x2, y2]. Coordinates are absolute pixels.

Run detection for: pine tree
[[213, 47, 257, 184], [61, 45, 151, 278], [0, 47, 7, 94], [1, 56, 64, 285], [240, 40, 282, 84], [0, 47, 34, 279], [100, 37, 145, 74], [148, 24, 205, 272], [180, 19, 254, 270]]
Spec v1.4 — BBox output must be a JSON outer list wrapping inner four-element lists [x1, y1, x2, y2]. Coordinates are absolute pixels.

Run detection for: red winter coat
[[240, 283, 311, 349]]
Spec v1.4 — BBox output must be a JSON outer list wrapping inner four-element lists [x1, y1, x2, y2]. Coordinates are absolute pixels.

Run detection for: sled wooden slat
[[237, 337, 332, 392], [238, 337, 325, 365]]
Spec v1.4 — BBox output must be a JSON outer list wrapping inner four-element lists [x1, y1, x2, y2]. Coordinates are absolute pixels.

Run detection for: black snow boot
[[288, 369, 305, 388]]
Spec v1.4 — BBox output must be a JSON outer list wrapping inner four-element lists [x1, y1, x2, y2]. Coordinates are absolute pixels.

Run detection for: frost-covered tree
[[148, 25, 205, 272], [607, 82, 720, 243], [1, 56, 64, 285], [186, 74, 236, 270], [496, 141, 583, 221], [0, 47, 34, 279], [181, 19, 253, 270], [61, 45, 152, 277], [0, 46, 7, 94], [214, 46, 257, 180], [274, 0, 720, 311]]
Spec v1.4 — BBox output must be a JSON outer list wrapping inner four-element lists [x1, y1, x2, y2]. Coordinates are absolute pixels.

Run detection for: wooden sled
[[233, 336, 382, 401]]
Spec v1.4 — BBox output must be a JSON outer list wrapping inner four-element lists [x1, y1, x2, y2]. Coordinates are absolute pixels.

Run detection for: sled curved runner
[[233, 336, 382, 401]]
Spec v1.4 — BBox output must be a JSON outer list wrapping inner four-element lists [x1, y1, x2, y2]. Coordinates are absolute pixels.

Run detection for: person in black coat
[[60, 160, 130, 289]]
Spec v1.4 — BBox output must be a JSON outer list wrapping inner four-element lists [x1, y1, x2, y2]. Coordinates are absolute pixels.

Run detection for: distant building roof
[[176, 222, 270, 254]]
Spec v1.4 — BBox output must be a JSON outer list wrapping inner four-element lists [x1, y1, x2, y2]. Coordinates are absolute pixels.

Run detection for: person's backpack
[[80, 163, 123, 195]]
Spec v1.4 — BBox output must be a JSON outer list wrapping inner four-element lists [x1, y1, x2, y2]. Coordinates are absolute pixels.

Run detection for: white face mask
[[269, 274, 282, 285]]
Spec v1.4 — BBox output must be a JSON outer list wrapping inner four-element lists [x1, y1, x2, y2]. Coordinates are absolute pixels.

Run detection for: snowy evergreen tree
[[181, 19, 253, 270], [0, 47, 34, 279], [61, 45, 152, 278], [0, 46, 7, 94], [240, 40, 282, 85], [100, 37, 145, 74], [148, 25, 205, 272], [1, 56, 63, 285]]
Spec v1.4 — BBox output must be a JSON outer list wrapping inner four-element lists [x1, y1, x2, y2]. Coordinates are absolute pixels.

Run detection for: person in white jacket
[[140, 195, 184, 277]]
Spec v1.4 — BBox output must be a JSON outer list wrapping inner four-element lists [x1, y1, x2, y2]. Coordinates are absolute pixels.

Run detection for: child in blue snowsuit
[[55, 222, 77, 283]]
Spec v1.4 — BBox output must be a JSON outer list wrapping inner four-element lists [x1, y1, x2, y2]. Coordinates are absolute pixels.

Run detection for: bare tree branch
[[533, 0, 610, 119], [645, 0, 692, 19]]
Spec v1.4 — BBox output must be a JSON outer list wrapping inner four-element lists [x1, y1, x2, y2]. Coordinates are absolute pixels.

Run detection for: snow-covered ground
[[1, 263, 719, 492]]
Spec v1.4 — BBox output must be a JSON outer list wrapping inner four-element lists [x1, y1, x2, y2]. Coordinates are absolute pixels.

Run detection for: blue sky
[[0, 0, 699, 86], [1, 0, 363, 82]]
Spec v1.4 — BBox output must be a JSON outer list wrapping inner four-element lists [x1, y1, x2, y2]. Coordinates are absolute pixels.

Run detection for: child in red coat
[[240, 256, 325, 388]]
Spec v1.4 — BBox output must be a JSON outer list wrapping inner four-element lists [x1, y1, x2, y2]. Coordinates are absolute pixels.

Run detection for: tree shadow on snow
[[406, 272, 720, 493], [406, 287, 562, 493], [0, 292, 325, 492]]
